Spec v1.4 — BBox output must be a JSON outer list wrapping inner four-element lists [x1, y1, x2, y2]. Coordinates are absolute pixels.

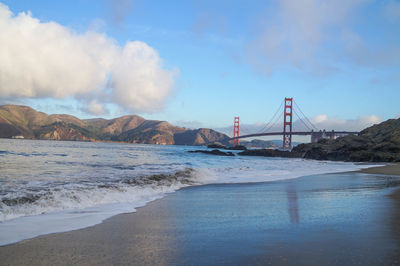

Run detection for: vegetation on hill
[[35, 122, 97, 141]]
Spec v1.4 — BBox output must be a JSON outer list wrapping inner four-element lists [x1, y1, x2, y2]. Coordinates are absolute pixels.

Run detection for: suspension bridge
[[231, 98, 359, 150]]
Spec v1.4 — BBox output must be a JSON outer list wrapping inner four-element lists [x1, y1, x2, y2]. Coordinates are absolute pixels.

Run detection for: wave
[[0, 168, 198, 222], [0, 159, 376, 223]]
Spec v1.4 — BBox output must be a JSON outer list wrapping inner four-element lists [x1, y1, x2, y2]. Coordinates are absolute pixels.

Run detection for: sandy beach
[[358, 163, 400, 176], [1, 164, 400, 265]]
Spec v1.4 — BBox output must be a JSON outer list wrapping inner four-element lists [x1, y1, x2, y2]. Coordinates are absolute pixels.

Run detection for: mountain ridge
[[0, 104, 230, 146]]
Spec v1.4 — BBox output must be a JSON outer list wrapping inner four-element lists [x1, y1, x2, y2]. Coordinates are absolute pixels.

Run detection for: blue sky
[[0, 0, 399, 134]]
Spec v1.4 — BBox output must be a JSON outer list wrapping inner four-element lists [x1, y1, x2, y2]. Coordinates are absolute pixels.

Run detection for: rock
[[226, 145, 247, 150], [207, 143, 226, 149], [207, 143, 247, 150], [188, 149, 235, 156]]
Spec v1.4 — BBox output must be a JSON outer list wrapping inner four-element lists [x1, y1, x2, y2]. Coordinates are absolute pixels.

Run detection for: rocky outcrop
[[207, 143, 226, 149], [207, 143, 247, 150], [293, 118, 400, 162]]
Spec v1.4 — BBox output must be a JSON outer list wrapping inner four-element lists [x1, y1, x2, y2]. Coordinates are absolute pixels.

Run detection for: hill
[[293, 118, 400, 162], [239, 139, 279, 149], [0, 105, 230, 146]]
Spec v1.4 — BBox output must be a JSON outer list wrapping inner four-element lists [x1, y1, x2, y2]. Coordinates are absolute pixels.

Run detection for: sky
[[0, 0, 399, 136]]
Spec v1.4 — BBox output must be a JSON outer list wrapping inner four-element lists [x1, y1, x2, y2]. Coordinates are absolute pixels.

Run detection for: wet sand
[[357, 163, 400, 176], [1, 169, 400, 265]]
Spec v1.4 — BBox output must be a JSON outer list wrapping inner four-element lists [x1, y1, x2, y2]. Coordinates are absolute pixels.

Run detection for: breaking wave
[[0, 168, 198, 222]]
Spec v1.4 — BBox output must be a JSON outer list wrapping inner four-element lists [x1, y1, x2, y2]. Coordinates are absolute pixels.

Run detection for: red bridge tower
[[283, 98, 293, 149], [233, 116, 240, 146]]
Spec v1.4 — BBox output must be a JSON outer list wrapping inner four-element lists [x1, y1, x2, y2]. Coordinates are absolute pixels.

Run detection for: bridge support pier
[[233, 117, 240, 146], [283, 98, 293, 149]]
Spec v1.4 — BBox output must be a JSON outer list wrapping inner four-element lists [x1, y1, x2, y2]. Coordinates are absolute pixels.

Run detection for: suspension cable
[[262, 111, 284, 133], [258, 99, 284, 133], [293, 100, 318, 131], [293, 109, 312, 131]]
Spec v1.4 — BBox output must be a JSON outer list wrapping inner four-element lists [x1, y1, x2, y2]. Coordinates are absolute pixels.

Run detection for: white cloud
[[0, 3, 177, 114], [172, 120, 204, 129], [310, 114, 381, 131], [313, 114, 328, 123], [110, 42, 177, 112], [83, 100, 109, 116]]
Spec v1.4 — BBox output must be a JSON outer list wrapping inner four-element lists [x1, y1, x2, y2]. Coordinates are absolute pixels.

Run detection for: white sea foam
[[194, 157, 377, 185]]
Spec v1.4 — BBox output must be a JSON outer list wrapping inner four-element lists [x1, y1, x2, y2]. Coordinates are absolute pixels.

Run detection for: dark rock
[[207, 143, 247, 150], [207, 143, 226, 149], [188, 149, 235, 156], [226, 145, 247, 150]]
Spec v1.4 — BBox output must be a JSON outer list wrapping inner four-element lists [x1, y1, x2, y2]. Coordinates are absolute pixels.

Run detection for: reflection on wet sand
[[286, 185, 299, 224]]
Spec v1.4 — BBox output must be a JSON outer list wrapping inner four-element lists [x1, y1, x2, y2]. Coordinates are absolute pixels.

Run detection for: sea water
[[0, 139, 376, 245]]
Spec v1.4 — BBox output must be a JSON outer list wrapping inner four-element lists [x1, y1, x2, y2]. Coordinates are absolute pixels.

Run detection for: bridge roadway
[[231, 131, 360, 140]]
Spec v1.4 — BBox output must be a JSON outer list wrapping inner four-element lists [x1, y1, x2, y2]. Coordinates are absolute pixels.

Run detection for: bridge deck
[[233, 131, 359, 140]]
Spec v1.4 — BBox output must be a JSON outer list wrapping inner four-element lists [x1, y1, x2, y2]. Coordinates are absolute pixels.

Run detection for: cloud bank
[[310, 114, 381, 131], [0, 3, 176, 114]]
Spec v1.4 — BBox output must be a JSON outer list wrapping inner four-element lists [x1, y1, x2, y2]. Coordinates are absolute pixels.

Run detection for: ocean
[[0, 139, 374, 245]]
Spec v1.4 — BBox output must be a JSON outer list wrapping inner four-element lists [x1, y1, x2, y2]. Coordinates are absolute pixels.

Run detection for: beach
[[358, 163, 400, 176], [1, 164, 400, 265]]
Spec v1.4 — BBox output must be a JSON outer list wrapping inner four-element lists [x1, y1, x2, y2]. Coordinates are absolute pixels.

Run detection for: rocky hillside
[[293, 118, 400, 162], [0, 105, 230, 146], [173, 128, 230, 145]]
